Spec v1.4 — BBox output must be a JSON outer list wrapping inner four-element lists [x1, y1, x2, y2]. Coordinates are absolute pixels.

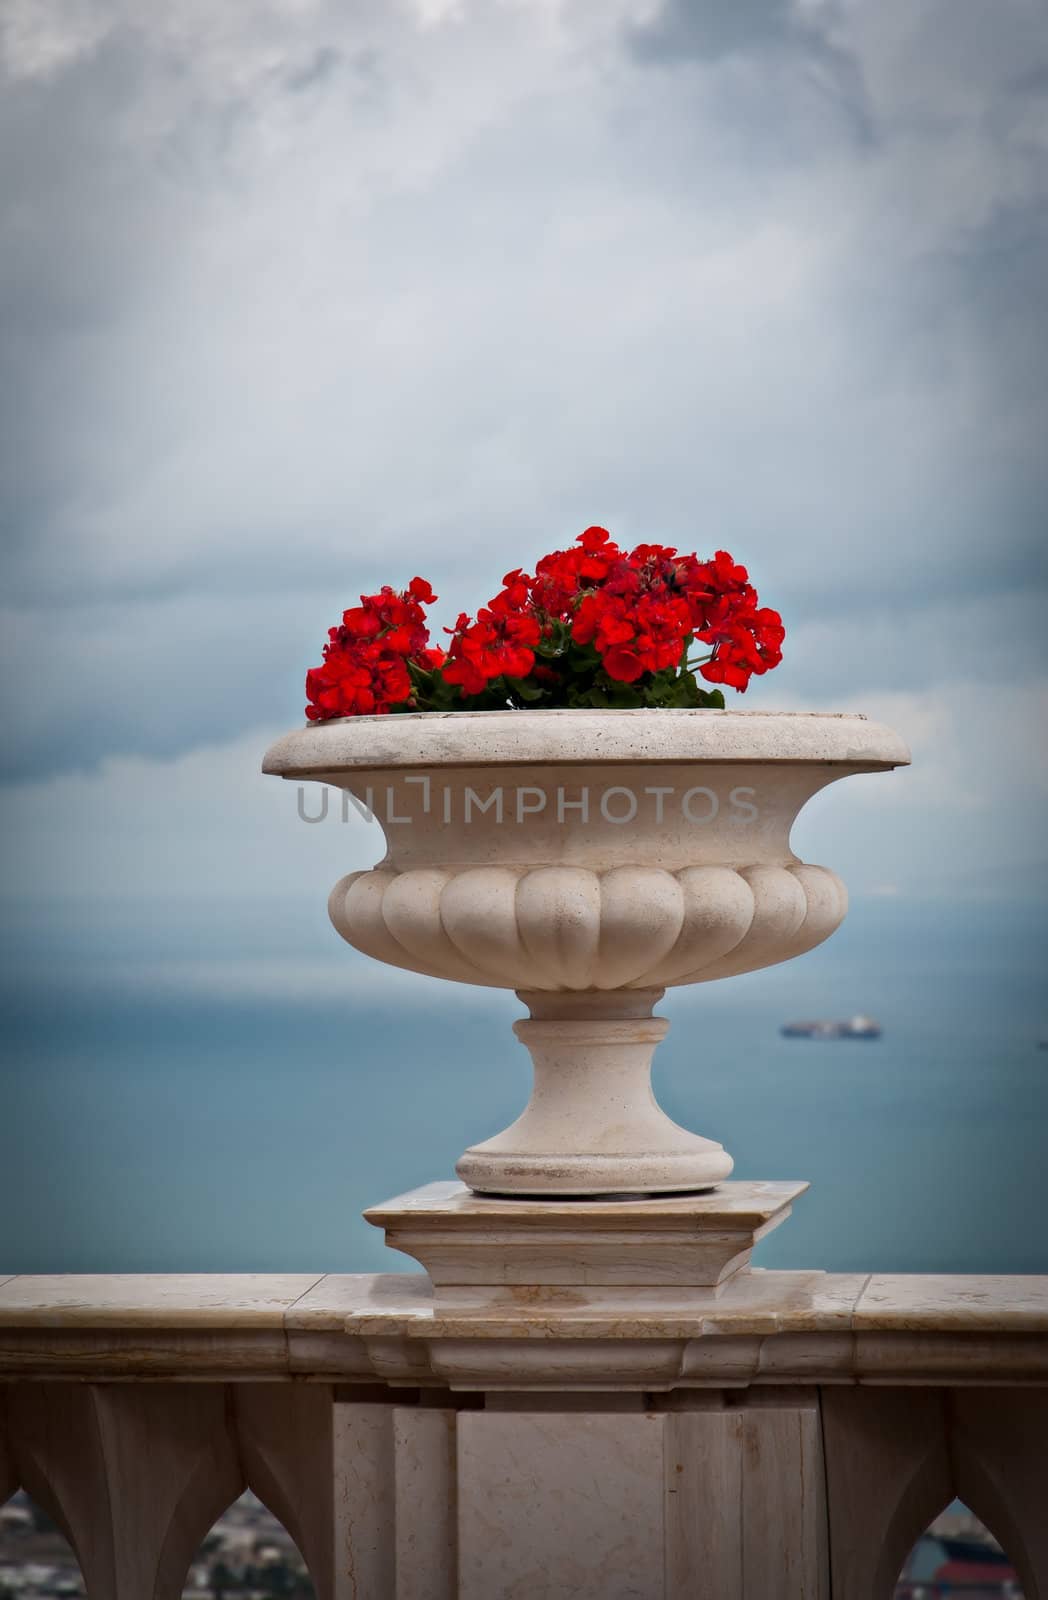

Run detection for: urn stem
[[455, 988, 734, 1197]]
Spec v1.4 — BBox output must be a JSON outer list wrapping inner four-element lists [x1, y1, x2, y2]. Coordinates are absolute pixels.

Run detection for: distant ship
[[781, 1015, 882, 1040]]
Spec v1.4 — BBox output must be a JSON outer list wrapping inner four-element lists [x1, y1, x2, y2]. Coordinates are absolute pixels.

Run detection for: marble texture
[[328, 862, 848, 991], [234, 1385, 336, 1598], [0, 1272, 329, 1381], [822, 1387, 1048, 1600], [284, 1271, 433, 1330], [330, 1401, 460, 1600], [666, 1400, 828, 1598], [0, 1272, 325, 1326], [364, 1180, 807, 1309], [364, 1180, 807, 1227], [456, 1400, 829, 1599], [283, 1273, 432, 1380], [457, 991, 735, 1194], [3, 1382, 244, 1600], [457, 1410, 667, 1599], [332, 1403, 395, 1597], [264, 708, 909, 1196], [392, 1408, 457, 1600], [854, 1273, 1048, 1329], [261, 707, 911, 774], [3, 1270, 1047, 1389], [4, 1377, 1045, 1599]]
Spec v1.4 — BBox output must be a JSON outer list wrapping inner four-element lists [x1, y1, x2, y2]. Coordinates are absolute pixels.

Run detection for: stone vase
[[263, 709, 908, 1196]]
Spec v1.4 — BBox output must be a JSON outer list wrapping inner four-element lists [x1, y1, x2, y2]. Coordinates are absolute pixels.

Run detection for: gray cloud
[[0, 0, 1045, 784], [283, 45, 343, 96], [628, 0, 796, 63], [625, 0, 877, 147]]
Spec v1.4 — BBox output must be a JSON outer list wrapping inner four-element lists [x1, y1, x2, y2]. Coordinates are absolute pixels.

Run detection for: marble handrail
[[1, 1270, 1046, 1386]]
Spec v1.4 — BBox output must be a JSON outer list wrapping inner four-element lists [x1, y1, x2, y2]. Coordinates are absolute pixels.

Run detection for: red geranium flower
[[528, 526, 624, 623], [699, 603, 785, 691], [572, 552, 694, 681], [305, 580, 438, 720], [339, 579, 433, 658], [301, 530, 783, 717], [443, 600, 542, 694], [305, 636, 413, 719]]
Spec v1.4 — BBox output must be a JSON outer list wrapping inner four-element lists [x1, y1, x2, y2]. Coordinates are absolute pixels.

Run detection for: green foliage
[[400, 634, 727, 714]]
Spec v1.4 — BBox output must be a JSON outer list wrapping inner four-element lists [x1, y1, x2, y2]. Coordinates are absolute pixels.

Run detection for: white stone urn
[[263, 709, 908, 1197]]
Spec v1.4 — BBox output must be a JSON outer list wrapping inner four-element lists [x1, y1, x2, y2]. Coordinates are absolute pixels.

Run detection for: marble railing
[[2, 1263, 1047, 1599]]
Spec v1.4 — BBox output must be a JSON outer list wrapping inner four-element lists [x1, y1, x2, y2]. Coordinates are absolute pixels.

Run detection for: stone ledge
[[854, 1273, 1048, 1330], [2, 1270, 1046, 1389], [340, 1268, 866, 1338], [0, 1272, 326, 1327]]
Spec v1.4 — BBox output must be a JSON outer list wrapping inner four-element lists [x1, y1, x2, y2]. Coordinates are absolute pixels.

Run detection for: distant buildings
[[0, 1490, 313, 1598]]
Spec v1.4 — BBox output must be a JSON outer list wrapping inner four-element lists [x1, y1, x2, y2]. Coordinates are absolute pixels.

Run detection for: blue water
[[1, 895, 1045, 1275]]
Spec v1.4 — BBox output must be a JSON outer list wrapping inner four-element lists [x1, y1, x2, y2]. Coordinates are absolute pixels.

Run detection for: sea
[[1, 893, 1046, 1276]]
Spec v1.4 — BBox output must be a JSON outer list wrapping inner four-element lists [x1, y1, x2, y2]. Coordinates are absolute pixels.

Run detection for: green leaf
[[506, 675, 546, 703], [564, 642, 601, 674]]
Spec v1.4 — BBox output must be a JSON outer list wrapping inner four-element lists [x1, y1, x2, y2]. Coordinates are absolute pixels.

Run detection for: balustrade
[[2, 1260, 1046, 1598]]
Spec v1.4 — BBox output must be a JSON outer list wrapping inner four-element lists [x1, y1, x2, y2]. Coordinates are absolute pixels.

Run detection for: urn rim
[[263, 707, 911, 777]]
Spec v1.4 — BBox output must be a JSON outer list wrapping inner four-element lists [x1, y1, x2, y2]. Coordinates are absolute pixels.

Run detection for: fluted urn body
[[263, 709, 908, 1195]]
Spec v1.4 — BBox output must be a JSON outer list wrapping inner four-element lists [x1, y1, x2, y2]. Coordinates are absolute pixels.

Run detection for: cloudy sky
[[2, 0, 1046, 996]]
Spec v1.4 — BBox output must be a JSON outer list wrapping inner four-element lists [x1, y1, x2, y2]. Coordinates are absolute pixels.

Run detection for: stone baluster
[[0, 1380, 341, 1599], [234, 1383, 336, 1598], [822, 1386, 1048, 1600], [3, 1382, 242, 1597]]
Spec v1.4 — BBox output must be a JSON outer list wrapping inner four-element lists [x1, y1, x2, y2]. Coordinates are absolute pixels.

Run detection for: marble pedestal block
[[364, 1179, 806, 1313]]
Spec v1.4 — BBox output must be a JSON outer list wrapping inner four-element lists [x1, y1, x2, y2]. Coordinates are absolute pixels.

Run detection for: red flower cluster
[[528, 525, 622, 620], [304, 530, 784, 719], [696, 597, 786, 690], [441, 577, 543, 695], [571, 539, 694, 683], [305, 579, 437, 720]]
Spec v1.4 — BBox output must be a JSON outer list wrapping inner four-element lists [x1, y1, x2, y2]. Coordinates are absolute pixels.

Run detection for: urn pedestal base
[[456, 989, 734, 1198], [364, 1178, 807, 1314]]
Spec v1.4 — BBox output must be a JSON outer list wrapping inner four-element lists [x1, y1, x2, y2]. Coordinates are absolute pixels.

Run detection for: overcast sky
[[2, 0, 1046, 974]]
